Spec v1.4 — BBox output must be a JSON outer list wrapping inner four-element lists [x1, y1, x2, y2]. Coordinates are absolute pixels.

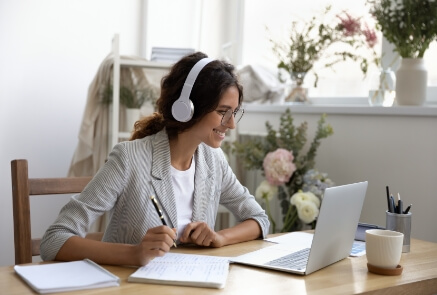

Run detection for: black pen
[[150, 195, 177, 248], [397, 193, 403, 214], [404, 204, 412, 214], [386, 186, 391, 213]]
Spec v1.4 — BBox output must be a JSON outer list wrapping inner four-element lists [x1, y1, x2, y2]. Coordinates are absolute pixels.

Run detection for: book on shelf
[[14, 259, 120, 294], [128, 253, 230, 289], [151, 47, 195, 63]]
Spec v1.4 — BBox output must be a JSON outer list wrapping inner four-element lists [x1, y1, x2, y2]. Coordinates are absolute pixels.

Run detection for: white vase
[[125, 108, 141, 131], [395, 58, 427, 106], [140, 101, 155, 117]]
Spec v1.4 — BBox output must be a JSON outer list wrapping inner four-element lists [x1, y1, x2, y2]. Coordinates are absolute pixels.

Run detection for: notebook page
[[128, 253, 230, 289]]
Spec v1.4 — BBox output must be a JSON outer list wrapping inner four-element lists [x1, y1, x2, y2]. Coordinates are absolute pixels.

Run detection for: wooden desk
[[2, 237, 437, 295]]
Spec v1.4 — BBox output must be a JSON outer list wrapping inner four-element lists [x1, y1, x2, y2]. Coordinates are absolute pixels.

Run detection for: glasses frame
[[218, 108, 244, 126]]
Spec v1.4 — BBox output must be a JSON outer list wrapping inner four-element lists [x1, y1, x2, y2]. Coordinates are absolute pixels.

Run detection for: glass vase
[[368, 68, 396, 107], [285, 72, 309, 103]]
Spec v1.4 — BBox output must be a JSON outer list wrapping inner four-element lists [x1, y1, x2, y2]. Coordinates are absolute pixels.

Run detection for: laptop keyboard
[[264, 248, 310, 270]]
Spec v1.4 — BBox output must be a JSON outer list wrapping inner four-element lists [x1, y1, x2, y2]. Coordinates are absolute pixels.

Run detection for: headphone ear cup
[[171, 57, 213, 122], [171, 100, 194, 122]]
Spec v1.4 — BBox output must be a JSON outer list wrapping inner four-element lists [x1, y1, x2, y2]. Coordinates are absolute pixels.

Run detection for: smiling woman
[[39, 51, 270, 267]]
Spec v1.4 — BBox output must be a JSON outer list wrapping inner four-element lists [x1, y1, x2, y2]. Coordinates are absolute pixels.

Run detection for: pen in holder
[[386, 211, 412, 253]]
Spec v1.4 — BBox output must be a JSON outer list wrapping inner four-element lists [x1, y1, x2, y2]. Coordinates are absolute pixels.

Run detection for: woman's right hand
[[133, 226, 177, 266]]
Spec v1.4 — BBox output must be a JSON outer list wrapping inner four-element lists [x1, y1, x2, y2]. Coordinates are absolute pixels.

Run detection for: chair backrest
[[11, 159, 92, 264]]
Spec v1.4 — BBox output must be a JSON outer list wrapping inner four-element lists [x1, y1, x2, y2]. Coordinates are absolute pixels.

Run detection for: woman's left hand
[[179, 221, 225, 247]]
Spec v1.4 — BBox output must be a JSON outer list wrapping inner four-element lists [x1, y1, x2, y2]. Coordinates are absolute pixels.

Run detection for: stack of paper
[[128, 253, 230, 289], [14, 259, 120, 294]]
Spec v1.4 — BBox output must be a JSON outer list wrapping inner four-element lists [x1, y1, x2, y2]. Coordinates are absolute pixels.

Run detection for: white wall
[[0, 0, 142, 266]]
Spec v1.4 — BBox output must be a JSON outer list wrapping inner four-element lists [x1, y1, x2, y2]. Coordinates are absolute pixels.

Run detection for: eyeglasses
[[217, 108, 244, 126]]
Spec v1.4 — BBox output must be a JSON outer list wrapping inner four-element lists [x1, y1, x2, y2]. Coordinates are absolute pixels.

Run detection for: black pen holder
[[386, 211, 412, 253]]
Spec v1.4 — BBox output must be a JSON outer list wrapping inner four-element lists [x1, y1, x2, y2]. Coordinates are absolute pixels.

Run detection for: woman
[[40, 52, 269, 266]]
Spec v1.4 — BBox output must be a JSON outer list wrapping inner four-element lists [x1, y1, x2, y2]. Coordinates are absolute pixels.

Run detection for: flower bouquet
[[367, 0, 437, 58], [231, 109, 334, 232]]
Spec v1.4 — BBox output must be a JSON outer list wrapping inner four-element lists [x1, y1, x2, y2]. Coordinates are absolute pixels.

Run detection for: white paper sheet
[[266, 232, 366, 257], [265, 232, 314, 246]]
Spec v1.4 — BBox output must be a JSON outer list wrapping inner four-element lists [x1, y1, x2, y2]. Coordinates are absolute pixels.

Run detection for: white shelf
[[120, 58, 172, 69], [243, 103, 437, 117], [108, 34, 171, 150]]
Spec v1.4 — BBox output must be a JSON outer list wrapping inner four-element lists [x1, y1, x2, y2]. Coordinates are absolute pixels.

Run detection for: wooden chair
[[11, 159, 92, 264]]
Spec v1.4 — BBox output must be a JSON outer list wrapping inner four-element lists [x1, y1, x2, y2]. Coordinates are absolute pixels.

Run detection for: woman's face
[[191, 86, 240, 148]]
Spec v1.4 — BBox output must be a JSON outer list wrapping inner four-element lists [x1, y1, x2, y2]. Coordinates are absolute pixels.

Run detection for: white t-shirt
[[170, 157, 195, 240]]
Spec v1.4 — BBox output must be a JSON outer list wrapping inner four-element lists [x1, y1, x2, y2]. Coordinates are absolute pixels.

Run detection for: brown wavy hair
[[130, 52, 243, 140]]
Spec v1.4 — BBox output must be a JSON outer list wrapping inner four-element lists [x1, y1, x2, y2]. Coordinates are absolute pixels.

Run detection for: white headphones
[[171, 57, 214, 122]]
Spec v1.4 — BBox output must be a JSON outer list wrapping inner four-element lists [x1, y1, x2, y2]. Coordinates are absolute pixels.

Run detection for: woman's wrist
[[215, 219, 262, 246]]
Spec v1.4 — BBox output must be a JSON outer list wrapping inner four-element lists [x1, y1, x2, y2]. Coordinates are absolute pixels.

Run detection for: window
[[240, 0, 437, 98], [143, 0, 436, 100]]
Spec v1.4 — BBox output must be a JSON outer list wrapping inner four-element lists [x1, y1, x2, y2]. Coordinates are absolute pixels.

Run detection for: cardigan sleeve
[[217, 149, 270, 238], [40, 143, 130, 261]]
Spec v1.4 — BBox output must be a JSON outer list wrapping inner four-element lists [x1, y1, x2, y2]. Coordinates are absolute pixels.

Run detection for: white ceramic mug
[[366, 229, 404, 269]]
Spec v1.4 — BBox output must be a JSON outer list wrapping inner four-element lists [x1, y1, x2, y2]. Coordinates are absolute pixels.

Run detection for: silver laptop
[[231, 181, 368, 275]]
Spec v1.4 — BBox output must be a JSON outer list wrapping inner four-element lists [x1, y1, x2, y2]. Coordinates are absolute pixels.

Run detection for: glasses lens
[[221, 109, 232, 126], [235, 108, 244, 123], [221, 109, 244, 126]]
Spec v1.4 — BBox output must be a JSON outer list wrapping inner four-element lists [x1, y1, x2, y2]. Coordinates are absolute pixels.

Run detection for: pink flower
[[263, 148, 296, 186], [362, 24, 378, 48], [337, 12, 361, 36]]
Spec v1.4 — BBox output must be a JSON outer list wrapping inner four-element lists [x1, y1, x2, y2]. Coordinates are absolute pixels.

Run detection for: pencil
[[150, 195, 177, 248]]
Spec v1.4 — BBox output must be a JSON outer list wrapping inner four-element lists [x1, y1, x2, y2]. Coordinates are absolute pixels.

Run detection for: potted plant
[[102, 84, 159, 130], [368, 0, 437, 105]]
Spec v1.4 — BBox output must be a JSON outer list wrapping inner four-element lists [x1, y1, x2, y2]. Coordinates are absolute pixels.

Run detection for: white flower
[[255, 180, 278, 202], [296, 200, 320, 224], [290, 190, 320, 208]]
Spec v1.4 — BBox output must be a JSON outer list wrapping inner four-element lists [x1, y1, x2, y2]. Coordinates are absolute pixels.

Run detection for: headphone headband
[[171, 57, 214, 122]]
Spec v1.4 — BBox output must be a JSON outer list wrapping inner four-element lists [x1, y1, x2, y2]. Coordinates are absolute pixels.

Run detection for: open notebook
[[128, 253, 229, 289], [231, 181, 368, 275]]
